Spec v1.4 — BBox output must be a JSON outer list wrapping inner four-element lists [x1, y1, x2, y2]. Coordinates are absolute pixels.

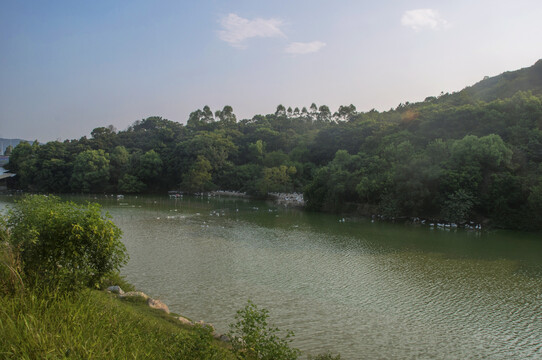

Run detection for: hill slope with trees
[[6, 60, 542, 230]]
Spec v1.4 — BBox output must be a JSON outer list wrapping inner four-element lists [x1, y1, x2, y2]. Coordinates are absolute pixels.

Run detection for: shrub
[[6, 195, 127, 292], [228, 300, 300, 360]]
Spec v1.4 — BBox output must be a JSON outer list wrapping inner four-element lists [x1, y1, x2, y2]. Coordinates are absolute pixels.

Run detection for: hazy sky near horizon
[[1, 0, 542, 142]]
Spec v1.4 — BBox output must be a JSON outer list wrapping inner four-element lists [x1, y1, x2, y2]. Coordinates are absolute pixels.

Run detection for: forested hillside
[[6, 61, 542, 230], [462, 59, 542, 102]]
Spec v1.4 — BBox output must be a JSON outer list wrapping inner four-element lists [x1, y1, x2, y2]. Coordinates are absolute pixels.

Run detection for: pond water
[[2, 195, 542, 359]]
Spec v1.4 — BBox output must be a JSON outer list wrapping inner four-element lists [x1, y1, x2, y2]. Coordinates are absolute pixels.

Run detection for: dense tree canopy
[[70, 149, 110, 193], [6, 67, 542, 230]]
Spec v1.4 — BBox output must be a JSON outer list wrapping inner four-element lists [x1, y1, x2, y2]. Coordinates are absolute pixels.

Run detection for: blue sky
[[1, 0, 541, 142]]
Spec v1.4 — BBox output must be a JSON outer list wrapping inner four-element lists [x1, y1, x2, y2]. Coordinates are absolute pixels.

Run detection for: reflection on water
[[2, 195, 542, 359]]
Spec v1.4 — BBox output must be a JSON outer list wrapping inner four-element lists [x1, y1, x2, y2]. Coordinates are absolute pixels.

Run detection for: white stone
[[106, 285, 124, 295]]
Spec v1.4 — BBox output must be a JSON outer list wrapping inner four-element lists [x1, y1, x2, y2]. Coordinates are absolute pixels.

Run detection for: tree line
[[6, 92, 542, 230]]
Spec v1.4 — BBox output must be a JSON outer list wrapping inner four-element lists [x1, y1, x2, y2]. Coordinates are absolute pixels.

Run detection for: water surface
[[2, 195, 541, 359]]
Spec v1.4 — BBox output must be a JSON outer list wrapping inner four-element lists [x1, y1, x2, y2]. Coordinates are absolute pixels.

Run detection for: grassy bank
[[0, 287, 235, 359]]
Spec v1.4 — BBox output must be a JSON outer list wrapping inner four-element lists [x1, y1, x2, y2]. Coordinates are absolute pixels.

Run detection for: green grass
[[0, 289, 235, 359]]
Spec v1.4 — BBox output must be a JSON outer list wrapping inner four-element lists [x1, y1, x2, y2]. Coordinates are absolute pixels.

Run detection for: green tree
[[287, 107, 293, 116], [30, 141, 72, 193], [441, 189, 475, 224], [481, 172, 526, 227], [248, 140, 265, 164], [256, 165, 296, 195], [450, 134, 512, 169], [184, 131, 238, 173], [35, 158, 71, 193], [443, 134, 514, 218], [137, 149, 163, 184], [182, 155, 212, 193], [215, 105, 237, 127], [334, 104, 357, 122], [110, 145, 130, 186], [317, 105, 331, 122], [70, 149, 110, 193], [202, 105, 214, 123], [5, 141, 37, 190], [355, 155, 392, 204], [304, 166, 331, 210], [263, 150, 289, 168], [228, 300, 300, 360], [187, 108, 214, 131], [305, 150, 364, 211], [219, 163, 262, 193], [91, 126, 117, 150], [118, 174, 146, 193], [275, 104, 286, 117]]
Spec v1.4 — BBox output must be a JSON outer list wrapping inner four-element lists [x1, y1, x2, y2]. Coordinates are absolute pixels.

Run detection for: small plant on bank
[[0, 216, 24, 296], [0, 243, 24, 296], [228, 300, 300, 360], [5, 195, 127, 292]]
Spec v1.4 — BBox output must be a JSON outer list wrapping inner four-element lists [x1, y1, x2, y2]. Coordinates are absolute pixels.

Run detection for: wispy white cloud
[[285, 41, 326, 55], [401, 9, 447, 31], [218, 13, 285, 48]]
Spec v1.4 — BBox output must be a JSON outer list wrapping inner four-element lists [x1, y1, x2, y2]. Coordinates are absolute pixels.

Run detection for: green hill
[[461, 59, 542, 102]]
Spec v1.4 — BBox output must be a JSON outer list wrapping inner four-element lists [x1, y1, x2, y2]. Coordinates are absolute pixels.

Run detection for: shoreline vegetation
[[4, 61, 542, 231], [3, 190, 487, 232], [0, 195, 340, 359], [172, 190, 486, 231]]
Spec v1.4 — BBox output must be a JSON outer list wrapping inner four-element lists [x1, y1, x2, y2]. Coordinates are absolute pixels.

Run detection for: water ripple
[[103, 199, 542, 360]]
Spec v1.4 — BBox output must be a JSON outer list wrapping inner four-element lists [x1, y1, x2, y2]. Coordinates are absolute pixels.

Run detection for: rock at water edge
[[147, 298, 170, 314], [106, 285, 124, 295]]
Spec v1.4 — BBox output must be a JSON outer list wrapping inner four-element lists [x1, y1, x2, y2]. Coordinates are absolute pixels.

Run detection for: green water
[[2, 195, 542, 359]]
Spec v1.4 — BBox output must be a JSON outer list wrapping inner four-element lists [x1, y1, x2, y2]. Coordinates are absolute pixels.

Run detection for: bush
[[6, 195, 127, 292], [228, 300, 300, 360]]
